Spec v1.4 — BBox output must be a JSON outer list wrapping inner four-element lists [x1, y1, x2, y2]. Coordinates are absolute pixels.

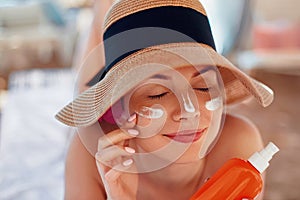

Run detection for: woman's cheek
[[134, 107, 168, 139], [136, 114, 153, 127]]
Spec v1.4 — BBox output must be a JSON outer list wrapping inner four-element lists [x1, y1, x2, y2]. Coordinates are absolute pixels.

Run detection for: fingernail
[[204, 177, 210, 183], [122, 159, 133, 166], [128, 129, 139, 136], [125, 147, 135, 154], [127, 113, 136, 122]]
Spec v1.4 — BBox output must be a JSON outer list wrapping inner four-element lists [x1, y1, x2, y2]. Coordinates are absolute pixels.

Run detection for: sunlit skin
[[65, 66, 265, 200], [123, 66, 220, 165], [89, 66, 224, 199]]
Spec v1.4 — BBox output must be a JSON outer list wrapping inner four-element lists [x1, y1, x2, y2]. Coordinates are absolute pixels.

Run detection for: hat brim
[[56, 43, 273, 127]]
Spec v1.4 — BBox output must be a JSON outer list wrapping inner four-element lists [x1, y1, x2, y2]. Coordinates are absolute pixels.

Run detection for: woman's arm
[[64, 134, 106, 200], [74, 0, 114, 94], [64, 2, 114, 199]]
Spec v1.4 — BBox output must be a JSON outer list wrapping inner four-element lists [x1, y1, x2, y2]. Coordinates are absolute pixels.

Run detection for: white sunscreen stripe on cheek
[[135, 106, 164, 119], [205, 97, 222, 111]]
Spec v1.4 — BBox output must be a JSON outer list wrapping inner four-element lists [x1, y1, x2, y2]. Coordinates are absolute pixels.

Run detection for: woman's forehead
[[122, 65, 219, 96], [128, 66, 218, 92]]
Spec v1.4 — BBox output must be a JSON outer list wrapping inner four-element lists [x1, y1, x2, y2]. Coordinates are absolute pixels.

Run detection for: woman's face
[[121, 65, 224, 165]]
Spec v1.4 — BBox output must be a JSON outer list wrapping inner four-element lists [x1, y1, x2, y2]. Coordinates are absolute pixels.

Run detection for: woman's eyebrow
[[149, 74, 171, 80], [192, 67, 215, 78]]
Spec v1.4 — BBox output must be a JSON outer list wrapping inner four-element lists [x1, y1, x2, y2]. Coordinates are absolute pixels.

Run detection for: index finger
[[97, 128, 139, 151]]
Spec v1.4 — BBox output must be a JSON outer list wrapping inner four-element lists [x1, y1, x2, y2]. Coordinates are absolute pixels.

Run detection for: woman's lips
[[163, 128, 207, 143]]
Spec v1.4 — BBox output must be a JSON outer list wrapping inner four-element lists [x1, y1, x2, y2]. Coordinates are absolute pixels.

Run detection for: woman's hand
[[95, 114, 139, 200]]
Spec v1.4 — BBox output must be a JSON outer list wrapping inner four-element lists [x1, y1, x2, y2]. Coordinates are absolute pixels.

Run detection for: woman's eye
[[194, 87, 210, 92], [148, 92, 169, 99]]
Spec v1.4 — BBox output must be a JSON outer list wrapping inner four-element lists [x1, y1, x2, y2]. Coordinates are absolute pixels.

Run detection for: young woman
[[56, 0, 274, 199]]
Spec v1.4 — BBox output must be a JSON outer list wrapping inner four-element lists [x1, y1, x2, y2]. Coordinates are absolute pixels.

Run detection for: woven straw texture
[[104, 0, 207, 31], [55, 0, 274, 127]]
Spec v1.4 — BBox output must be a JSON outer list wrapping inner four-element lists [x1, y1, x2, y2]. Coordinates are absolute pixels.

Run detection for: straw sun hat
[[56, 0, 274, 127]]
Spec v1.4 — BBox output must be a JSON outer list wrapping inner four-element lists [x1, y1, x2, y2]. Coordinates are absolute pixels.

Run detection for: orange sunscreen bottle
[[190, 142, 279, 200]]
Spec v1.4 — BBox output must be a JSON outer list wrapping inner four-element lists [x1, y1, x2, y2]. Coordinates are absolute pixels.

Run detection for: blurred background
[[0, 0, 299, 199]]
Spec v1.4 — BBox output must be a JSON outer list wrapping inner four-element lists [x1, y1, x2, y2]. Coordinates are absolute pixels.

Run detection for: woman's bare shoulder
[[206, 114, 264, 171], [222, 114, 263, 155], [65, 134, 106, 200], [204, 114, 266, 199]]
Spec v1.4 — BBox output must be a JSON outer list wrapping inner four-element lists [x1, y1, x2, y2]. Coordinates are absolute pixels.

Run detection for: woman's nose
[[172, 93, 200, 121], [172, 108, 200, 121]]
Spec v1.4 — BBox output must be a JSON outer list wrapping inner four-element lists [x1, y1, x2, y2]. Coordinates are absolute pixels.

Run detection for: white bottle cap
[[248, 142, 279, 173]]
